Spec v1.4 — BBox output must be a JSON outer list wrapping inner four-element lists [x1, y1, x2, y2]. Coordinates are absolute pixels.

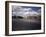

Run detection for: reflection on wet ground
[[12, 18, 41, 31]]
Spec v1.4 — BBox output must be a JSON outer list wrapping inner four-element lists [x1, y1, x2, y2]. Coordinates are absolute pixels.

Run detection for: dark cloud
[[12, 6, 41, 16]]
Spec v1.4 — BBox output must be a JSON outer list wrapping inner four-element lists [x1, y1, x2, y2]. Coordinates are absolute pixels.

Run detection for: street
[[12, 18, 41, 31]]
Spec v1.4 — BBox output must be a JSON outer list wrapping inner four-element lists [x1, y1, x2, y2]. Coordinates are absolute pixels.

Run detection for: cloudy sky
[[12, 6, 41, 16]]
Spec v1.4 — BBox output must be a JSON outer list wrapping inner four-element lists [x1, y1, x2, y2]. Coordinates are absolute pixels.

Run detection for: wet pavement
[[12, 18, 41, 31]]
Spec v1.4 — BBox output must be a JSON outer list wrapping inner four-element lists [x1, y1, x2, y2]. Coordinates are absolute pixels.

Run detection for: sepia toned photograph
[[5, 1, 45, 36]]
